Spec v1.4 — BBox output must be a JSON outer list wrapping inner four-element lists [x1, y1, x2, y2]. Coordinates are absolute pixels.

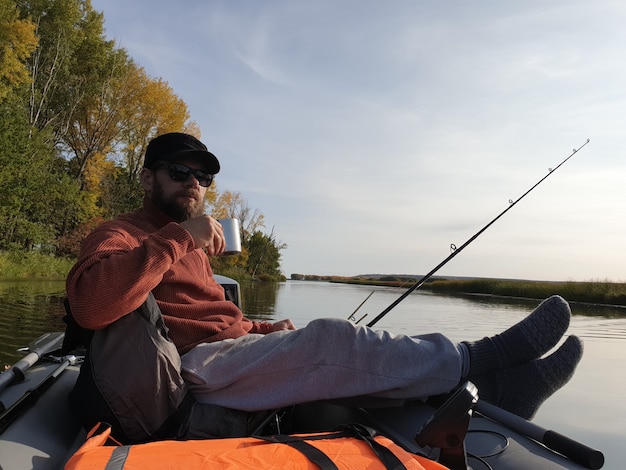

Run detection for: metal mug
[[218, 218, 242, 255]]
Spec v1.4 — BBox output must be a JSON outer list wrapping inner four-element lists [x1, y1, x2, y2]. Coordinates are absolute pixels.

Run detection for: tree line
[[0, 0, 285, 281]]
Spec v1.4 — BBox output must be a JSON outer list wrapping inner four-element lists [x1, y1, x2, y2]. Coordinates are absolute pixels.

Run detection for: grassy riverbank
[[0, 251, 74, 279], [329, 276, 626, 307], [427, 278, 626, 306], [0, 251, 280, 284]]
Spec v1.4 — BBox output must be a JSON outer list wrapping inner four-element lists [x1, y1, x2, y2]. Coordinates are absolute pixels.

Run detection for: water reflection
[[0, 280, 66, 364], [432, 291, 626, 318], [569, 301, 626, 319], [239, 280, 279, 319]]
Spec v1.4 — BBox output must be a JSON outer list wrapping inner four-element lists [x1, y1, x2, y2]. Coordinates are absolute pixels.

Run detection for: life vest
[[65, 423, 449, 470]]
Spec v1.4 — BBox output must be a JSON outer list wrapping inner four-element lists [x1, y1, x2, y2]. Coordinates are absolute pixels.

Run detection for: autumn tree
[[0, 1, 78, 250], [0, 0, 38, 101], [63, 49, 132, 183], [0, 0, 287, 276], [18, 0, 112, 138], [13, 0, 199, 229]]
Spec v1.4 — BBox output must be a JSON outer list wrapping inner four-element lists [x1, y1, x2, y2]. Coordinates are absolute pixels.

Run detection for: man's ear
[[140, 168, 153, 193]]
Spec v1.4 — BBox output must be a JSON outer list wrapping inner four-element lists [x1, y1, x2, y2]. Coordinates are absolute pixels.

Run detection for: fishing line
[[366, 139, 590, 328]]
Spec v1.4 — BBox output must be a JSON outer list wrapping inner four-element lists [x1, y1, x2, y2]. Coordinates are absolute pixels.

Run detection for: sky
[[90, 0, 626, 282]]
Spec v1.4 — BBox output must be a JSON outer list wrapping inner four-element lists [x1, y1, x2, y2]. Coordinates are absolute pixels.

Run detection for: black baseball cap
[[143, 132, 220, 174]]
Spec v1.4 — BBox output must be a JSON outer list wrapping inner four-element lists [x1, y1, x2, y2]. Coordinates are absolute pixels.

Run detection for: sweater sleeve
[[66, 220, 196, 330]]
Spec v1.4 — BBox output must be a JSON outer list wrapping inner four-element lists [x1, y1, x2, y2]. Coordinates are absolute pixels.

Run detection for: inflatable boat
[[0, 277, 604, 470]]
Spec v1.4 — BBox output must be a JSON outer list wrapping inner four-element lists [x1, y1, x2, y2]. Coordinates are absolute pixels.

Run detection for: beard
[[151, 177, 205, 222]]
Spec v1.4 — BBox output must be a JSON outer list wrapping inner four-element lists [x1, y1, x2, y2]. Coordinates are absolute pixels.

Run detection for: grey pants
[[181, 318, 462, 411]]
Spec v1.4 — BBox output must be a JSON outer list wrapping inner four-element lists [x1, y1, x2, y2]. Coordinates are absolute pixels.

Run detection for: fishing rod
[[347, 290, 374, 323], [366, 139, 590, 328]]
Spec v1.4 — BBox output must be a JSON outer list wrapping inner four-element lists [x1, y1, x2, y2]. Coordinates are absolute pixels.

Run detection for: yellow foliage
[[0, 0, 39, 99], [116, 65, 195, 176], [81, 152, 116, 219]]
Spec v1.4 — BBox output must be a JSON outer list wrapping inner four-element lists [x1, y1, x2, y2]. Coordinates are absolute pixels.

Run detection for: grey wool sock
[[470, 335, 583, 419], [463, 295, 571, 377]]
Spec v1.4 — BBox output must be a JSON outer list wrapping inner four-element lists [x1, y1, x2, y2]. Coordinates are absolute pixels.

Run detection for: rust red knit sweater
[[66, 198, 269, 354]]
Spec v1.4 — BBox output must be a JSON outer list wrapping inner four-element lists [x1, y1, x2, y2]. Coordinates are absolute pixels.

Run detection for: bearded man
[[66, 132, 582, 442]]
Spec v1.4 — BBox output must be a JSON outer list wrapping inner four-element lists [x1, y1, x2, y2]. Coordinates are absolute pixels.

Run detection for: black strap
[[344, 424, 408, 470], [261, 434, 339, 470], [256, 425, 408, 470]]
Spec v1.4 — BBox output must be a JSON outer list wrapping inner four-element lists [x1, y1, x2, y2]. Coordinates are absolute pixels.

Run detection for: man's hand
[[180, 215, 225, 255], [270, 319, 297, 332]]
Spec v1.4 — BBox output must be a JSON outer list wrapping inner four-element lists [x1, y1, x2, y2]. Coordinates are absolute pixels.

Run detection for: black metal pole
[[366, 139, 590, 328], [475, 400, 604, 469]]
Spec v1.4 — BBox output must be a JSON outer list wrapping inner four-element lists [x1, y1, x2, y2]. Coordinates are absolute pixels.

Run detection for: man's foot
[[463, 295, 571, 377], [470, 335, 583, 419]]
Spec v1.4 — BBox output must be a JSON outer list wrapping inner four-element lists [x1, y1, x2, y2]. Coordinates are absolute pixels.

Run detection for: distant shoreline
[[289, 274, 626, 307]]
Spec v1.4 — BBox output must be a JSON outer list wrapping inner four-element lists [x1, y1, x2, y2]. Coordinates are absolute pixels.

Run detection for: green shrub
[[0, 250, 74, 279]]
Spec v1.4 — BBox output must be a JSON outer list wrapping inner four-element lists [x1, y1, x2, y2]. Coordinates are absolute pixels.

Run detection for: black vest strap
[[344, 424, 408, 470], [256, 424, 408, 470], [261, 434, 339, 470]]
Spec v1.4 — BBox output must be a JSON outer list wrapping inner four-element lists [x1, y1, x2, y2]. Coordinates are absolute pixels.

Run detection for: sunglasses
[[155, 163, 214, 187]]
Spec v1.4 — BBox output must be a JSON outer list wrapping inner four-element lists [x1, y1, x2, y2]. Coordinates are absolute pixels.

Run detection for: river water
[[1, 279, 625, 468]]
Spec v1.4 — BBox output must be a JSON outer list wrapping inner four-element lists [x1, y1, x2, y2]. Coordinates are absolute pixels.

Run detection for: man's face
[[143, 160, 207, 222]]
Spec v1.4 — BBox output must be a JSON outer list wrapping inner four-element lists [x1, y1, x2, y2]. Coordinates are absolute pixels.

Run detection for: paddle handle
[[543, 429, 604, 470], [0, 354, 33, 391], [475, 400, 604, 470], [0, 332, 65, 392]]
